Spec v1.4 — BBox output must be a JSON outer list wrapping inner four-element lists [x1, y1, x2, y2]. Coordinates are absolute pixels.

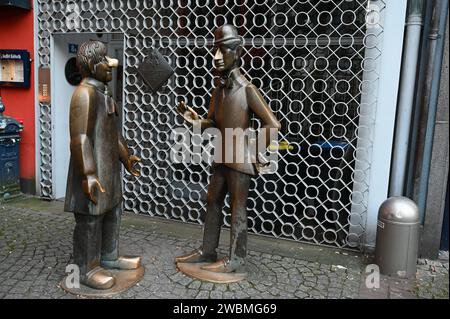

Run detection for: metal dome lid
[[378, 196, 420, 223]]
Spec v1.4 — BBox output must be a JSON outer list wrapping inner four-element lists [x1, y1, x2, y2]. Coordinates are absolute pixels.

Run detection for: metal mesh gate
[[37, 0, 387, 249]]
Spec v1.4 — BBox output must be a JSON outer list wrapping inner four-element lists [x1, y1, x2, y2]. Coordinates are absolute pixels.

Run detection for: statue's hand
[[126, 155, 141, 177], [82, 174, 105, 205], [249, 138, 270, 171], [176, 101, 199, 124]]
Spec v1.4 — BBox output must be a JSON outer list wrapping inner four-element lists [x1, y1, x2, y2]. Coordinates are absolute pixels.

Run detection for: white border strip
[[364, 0, 408, 250]]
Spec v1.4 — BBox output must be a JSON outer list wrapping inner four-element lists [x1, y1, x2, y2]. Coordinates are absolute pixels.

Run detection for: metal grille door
[[37, 0, 388, 249]]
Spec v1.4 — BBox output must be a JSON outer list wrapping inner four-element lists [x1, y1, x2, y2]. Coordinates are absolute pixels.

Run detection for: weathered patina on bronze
[[64, 40, 143, 291], [175, 25, 281, 282]]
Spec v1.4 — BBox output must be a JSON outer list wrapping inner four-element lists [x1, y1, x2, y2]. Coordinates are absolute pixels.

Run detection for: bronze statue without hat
[[61, 40, 144, 295]]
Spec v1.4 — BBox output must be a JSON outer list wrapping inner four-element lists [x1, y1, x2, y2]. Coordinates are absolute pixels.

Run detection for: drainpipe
[[417, 0, 449, 223], [389, 0, 424, 196], [406, 0, 434, 198]]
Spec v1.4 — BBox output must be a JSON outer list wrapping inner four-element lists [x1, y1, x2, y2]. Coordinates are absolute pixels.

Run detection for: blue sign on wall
[[68, 44, 78, 54]]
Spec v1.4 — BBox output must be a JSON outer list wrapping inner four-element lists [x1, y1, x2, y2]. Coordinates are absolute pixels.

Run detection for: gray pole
[[405, 0, 434, 198], [417, 0, 449, 223], [389, 0, 424, 196]]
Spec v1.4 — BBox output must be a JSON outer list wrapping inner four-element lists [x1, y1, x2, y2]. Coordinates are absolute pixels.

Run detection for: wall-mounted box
[[38, 67, 50, 104], [0, 50, 31, 89]]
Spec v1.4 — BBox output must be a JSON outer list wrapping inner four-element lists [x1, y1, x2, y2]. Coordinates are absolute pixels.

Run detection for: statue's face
[[92, 56, 118, 83], [213, 43, 239, 73]]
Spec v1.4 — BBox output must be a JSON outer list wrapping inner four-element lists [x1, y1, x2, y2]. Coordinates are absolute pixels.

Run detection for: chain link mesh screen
[[37, 0, 386, 249]]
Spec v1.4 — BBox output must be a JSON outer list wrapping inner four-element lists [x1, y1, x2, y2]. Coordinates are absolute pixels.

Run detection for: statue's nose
[[106, 56, 119, 68], [214, 49, 223, 60]]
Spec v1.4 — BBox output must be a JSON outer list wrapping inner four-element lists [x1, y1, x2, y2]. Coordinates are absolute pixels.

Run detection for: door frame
[[49, 32, 125, 199]]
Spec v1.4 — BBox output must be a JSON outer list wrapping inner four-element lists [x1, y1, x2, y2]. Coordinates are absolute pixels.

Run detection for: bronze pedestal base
[[177, 262, 247, 284], [60, 266, 145, 297]]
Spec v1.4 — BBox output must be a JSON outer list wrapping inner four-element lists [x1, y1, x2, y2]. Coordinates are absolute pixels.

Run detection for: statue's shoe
[[201, 257, 245, 273], [82, 267, 115, 290], [175, 248, 217, 264], [101, 256, 141, 270]]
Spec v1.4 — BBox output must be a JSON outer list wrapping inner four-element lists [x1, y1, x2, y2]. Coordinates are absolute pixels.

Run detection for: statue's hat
[[214, 24, 242, 45]]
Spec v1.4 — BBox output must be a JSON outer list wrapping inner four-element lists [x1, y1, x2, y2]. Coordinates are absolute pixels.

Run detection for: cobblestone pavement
[[0, 198, 448, 299]]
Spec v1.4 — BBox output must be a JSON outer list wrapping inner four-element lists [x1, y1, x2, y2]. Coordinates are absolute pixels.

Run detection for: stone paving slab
[[0, 197, 448, 299]]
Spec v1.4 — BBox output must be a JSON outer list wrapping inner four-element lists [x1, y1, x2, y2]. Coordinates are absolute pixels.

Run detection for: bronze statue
[[64, 41, 142, 290], [175, 25, 281, 282]]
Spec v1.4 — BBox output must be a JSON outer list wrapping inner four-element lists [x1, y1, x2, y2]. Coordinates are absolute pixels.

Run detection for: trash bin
[[0, 98, 24, 201], [375, 196, 420, 279]]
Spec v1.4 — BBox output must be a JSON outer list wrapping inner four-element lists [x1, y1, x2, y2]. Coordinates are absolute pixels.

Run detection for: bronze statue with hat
[[175, 25, 281, 283]]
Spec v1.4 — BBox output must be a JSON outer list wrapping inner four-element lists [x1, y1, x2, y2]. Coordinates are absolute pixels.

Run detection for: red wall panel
[[0, 7, 35, 188]]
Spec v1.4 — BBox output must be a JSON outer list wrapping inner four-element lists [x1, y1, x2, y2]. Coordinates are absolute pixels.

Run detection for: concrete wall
[[420, 18, 449, 258]]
